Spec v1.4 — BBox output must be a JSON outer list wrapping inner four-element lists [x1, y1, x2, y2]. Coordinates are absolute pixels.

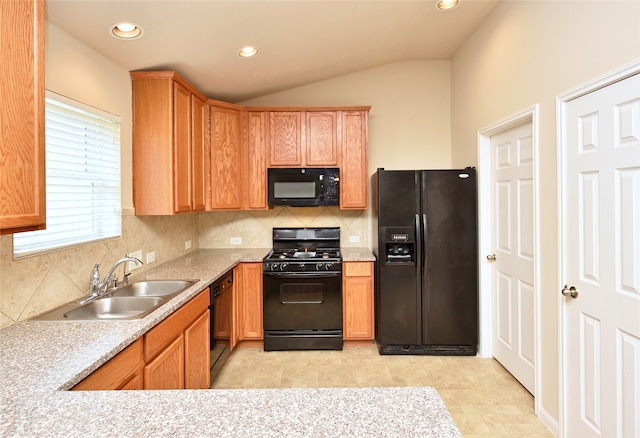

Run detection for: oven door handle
[[263, 271, 342, 278]]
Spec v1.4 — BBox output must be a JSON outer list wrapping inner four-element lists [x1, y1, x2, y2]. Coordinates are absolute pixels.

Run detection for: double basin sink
[[33, 280, 197, 321]]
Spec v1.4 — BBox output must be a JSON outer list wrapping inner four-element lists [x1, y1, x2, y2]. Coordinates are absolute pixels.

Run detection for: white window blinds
[[13, 92, 121, 257]]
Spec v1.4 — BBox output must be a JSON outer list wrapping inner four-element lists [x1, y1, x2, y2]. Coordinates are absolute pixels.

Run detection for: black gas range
[[262, 227, 343, 351]]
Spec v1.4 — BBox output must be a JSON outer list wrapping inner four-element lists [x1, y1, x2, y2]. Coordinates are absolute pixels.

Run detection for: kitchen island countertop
[[0, 248, 459, 437]]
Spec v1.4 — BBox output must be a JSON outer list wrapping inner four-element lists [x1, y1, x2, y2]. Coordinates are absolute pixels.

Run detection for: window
[[14, 92, 121, 257]]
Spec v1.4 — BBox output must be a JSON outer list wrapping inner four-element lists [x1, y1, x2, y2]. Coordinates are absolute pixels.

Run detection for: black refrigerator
[[373, 168, 478, 355]]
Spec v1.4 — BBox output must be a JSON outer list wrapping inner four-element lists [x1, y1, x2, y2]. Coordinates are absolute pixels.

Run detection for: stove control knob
[[280, 263, 288, 271], [325, 262, 332, 270], [316, 262, 324, 271], [299, 263, 305, 269]]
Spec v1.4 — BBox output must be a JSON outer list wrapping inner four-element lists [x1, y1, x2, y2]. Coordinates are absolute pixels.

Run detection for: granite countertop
[[1, 248, 460, 437], [340, 247, 377, 262]]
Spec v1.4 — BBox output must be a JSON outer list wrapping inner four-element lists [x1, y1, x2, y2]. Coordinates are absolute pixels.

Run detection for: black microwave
[[268, 168, 340, 207]]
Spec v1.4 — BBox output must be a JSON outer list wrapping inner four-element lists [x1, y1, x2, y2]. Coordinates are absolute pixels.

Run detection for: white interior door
[[561, 72, 640, 438], [490, 121, 536, 394]]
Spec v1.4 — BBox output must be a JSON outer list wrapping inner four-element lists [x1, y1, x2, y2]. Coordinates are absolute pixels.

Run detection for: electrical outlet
[[146, 251, 155, 264], [185, 240, 192, 250], [349, 235, 361, 243], [230, 237, 242, 245], [128, 250, 143, 270]]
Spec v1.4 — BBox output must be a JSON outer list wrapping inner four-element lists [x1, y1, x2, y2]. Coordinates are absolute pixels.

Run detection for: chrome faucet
[[80, 256, 143, 303]]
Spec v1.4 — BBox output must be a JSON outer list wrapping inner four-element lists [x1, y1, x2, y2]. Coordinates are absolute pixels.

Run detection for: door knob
[[486, 254, 496, 261], [561, 285, 579, 299]]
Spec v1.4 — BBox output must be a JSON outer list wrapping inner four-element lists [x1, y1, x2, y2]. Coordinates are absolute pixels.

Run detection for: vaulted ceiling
[[46, 0, 501, 102]]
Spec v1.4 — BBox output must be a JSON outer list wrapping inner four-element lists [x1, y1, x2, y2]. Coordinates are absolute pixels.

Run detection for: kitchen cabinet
[[144, 335, 184, 390], [191, 94, 207, 211], [305, 111, 338, 166], [130, 71, 207, 215], [0, 0, 46, 234], [144, 288, 210, 389], [209, 103, 242, 209], [269, 112, 302, 166], [268, 111, 338, 168], [339, 111, 369, 210], [342, 262, 374, 341], [243, 111, 268, 209], [235, 262, 263, 340], [72, 338, 144, 391]]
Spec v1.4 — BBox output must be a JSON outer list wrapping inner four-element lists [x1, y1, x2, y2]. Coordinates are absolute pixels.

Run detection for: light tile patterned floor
[[211, 345, 554, 438]]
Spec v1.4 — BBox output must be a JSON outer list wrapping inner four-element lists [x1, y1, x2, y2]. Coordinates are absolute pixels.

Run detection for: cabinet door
[[339, 111, 368, 210], [0, 0, 45, 234], [306, 111, 338, 166], [269, 112, 302, 166], [144, 334, 184, 390], [239, 263, 263, 340], [191, 95, 206, 211], [72, 338, 144, 391], [244, 111, 268, 209], [173, 82, 192, 213], [184, 310, 210, 389], [120, 372, 144, 390], [210, 106, 242, 209], [343, 262, 374, 340]]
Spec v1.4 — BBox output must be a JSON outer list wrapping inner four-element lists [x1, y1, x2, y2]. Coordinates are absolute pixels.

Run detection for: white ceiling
[[45, 0, 501, 102]]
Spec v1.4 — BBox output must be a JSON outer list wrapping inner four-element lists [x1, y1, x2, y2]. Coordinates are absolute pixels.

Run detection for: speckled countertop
[[1, 248, 461, 437]]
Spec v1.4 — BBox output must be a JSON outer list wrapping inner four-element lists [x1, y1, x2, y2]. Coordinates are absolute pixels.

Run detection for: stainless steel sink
[[63, 296, 163, 320], [110, 280, 196, 298], [31, 279, 198, 321]]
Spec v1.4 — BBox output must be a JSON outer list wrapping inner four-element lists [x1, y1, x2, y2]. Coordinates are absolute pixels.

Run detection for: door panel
[[562, 72, 640, 438], [491, 121, 535, 394]]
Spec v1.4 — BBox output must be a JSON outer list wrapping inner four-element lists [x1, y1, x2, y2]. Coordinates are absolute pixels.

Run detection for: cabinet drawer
[[144, 289, 209, 362], [344, 262, 372, 277]]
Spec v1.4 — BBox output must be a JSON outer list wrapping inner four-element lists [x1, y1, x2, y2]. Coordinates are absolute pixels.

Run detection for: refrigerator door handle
[[415, 213, 422, 270]]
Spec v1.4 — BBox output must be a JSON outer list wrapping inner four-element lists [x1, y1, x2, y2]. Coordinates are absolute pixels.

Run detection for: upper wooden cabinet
[[243, 111, 269, 210], [268, 112, 302, 166], [0, 0, 46, 234], [130, 71, 370, 213], [268, 111, 338, 167], [306, 111, 338, 166], [131, 71, 207, 215], [209, 104, 242, 210], [339, 111, 369, 210]]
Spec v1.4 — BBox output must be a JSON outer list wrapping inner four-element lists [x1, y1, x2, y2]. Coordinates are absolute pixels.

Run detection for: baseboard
[[343, 339, 374, 347], [538, 407, 559, 437]]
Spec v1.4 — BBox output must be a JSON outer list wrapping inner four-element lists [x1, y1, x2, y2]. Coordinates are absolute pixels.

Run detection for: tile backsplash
[[0, 212, 199, 328], [0, 206, 367, 329], [198, 206, 367, 249]]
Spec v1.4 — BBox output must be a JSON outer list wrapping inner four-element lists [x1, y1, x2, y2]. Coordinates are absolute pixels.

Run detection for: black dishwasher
[[209, 270, 233, 349]]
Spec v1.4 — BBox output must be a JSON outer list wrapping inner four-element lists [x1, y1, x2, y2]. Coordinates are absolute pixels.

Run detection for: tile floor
[[211, 345, 554, 438]]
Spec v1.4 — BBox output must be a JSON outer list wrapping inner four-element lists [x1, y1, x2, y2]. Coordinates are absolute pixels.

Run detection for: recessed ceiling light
[[109, 22, 143, 40], [237, 46, 259, 58], [436, 0, 459, 11]]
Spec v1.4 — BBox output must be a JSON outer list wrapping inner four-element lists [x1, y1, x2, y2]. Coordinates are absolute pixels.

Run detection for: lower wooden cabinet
[[74, 288, 210, 391], [184, 310, 210, 389], [72, 338, 144, 391], [235, 262, 263, 341], [342, 262, 374, 340], [144, 289, 210, 389], [144, 334, 184, 390]]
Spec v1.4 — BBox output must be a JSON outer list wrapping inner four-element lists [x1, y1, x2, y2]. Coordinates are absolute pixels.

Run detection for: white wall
[[451, 0, 640, 427], [242, 60, 453, 174]]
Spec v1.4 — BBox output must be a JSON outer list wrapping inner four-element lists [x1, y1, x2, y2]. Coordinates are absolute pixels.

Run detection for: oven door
[[263, 271, 342, 350]]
